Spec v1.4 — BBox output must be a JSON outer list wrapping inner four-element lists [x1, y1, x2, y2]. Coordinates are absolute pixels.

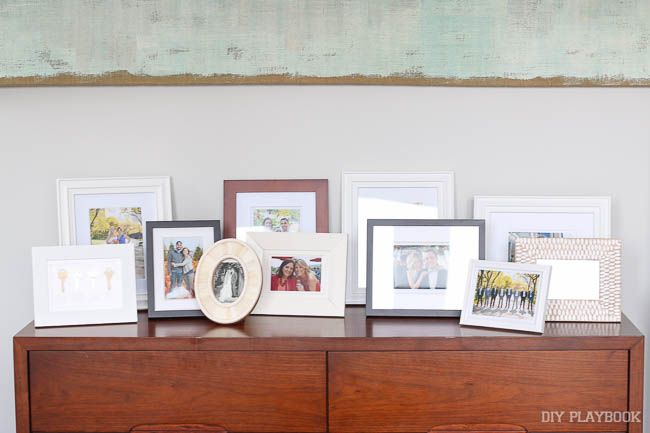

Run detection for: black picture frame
[[366, 219, 485, 317], [146, 220, 221, 318]]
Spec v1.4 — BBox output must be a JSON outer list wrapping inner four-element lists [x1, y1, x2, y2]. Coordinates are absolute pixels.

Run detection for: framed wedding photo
[[32, 245, 137, 327], [146, 220, 221, 318], [366, 219, 483, 317], [342, 172, 455, 304], [223, 179, 329, 240], [460, 260, 552, 333], [57, 176, 173, 308], [247, 232, 347, 317], [474, 196, 611, 262]]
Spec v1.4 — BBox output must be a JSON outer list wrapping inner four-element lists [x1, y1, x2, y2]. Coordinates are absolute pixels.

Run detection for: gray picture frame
[[146, 220, 221, 318], [366, 219, 485, 317]]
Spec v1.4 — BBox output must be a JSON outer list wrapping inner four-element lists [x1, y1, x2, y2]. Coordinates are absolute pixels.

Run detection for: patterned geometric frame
[[515, 238, 621, 323]]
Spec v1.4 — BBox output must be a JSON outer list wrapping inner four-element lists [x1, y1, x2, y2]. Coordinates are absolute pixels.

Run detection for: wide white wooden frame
[[57, 176, 172, 308], [474, 196, 611, 261], [247, 232, 347, 317], [342, 172, 454, 304], [32, 244, 137, 327]]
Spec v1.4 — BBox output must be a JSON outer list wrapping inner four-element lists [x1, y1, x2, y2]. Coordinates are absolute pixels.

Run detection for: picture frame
[[247, 232, 347, 317], [366, 219, 483, 317], [146, 220, 221, 318], [342, 172, 455, 304], [460, 260, 552, 334], [473, 196, 611, 262], [31, 244, 138, 327], [194, 239, 263, 324], [57, 176, 173, 309], [515, 238, 622, 322], [223, 179, 329, 240]]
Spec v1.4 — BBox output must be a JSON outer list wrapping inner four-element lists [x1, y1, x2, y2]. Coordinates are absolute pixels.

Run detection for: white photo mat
[[342, 172, 455, 304]]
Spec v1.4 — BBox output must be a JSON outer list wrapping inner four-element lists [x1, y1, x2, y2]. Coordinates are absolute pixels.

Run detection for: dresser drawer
[[30, 351, 327, 433], [328, 351, 629, 433]]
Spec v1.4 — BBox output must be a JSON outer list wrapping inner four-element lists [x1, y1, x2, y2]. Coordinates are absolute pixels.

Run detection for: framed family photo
[[247, 232, 347, 317], [32, 245, 138, 327], [460, 260, 552, 333], [342, 172, 455, 304], [223, 179, 328, 240], [146, 220, 221, 318], [366, 219, 483, 317], [57, 176, 172, 308]]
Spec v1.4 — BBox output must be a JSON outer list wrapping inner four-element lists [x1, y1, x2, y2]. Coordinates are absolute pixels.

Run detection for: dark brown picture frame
[[223, 179, 329, 239]]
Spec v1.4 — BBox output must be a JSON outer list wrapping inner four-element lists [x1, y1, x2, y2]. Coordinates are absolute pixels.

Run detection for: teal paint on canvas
[[1, 0, 649, 85]]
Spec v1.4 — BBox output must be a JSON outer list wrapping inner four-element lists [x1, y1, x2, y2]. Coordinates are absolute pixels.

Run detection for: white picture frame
[[342, 172, 455, 304], [460, 260, 552, 334], [32, 245, 138, 327], [473, 196, 611, 262], [247, 232, 347, 317], [57, 176, 173, 308]]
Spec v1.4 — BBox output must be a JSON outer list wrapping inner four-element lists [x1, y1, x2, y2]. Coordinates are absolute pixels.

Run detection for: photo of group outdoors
[[393, 244, 449, 290], [89, 207, 144, 278], [252, 208, 301, 232], [212, 259, 245, 304], [472, 268, 542, 319], [508, 232, 564, 262], [163, 237, 204, 300], [270, 256, 322, 292]]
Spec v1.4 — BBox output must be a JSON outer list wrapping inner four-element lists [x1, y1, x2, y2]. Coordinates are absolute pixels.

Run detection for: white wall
[[1, 86, 649, 432]]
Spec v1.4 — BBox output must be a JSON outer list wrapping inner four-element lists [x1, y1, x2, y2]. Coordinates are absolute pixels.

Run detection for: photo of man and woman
[[270, 256, 321, 292], [212, 259, 245, 304], [252, 208, 301, 233], [508, 231, 564, 262], [90, 207, 144, 278], [163, 237, 204, 300], [471, 269, 541, 319], [393, 244, 449, 290]]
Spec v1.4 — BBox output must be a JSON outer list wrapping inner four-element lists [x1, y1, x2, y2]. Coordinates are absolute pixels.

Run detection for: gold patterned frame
[[515, 238, 621, 322]]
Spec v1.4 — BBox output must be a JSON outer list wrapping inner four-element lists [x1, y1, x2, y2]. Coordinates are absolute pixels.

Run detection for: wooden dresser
[[14, 307, 644, 433]]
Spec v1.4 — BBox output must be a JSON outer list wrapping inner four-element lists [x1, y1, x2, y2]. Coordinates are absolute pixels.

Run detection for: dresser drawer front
[[30, 351, 327, 433], [329, 351, 629, 433]]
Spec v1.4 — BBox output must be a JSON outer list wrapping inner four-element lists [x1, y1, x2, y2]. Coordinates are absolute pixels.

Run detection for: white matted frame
[[474, 196, 611, 262], [515, 238, 621, 322], [247, 232, 347, 317], [57, 176, 172, 308], [32, 244, 138, 327], [342, 172, 454, 304]]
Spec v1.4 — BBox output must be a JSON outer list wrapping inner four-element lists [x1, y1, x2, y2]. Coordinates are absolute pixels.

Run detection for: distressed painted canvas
[[1, 0, 649, 86]]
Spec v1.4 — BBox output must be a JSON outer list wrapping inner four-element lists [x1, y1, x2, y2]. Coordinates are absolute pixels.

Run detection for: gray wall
[[1, 87, 649, 432]]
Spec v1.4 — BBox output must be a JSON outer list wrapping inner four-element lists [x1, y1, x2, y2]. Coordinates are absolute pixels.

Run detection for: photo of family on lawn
[[393, 244, 449, 290], [163, 237, 204, 300], [471, 269, 541, 319], [270, 256, 322, 292], [252, 208, 301, 233]]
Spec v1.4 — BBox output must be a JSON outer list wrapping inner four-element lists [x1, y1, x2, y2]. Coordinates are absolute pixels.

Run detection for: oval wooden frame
[[195, 239, 262, 324]]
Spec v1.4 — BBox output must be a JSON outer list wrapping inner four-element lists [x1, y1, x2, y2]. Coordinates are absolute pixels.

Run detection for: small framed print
[[247, 232, 347, 317], [31, 245, 137, 327], [366, 219, 484, 317], [57, 176, 173, 308], [460, 260, 552, 334], [223, 179, 329, 240], [146, 220, 221, 318]]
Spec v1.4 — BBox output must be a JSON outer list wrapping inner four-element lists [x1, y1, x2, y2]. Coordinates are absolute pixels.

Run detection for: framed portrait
[[473, 196, 611, 262], [366, 219, 483, 317], [194, 239, 263, 324], [342, 172, 455, 304], [460, 260, 552, 333], [223, 179, 328, 240], [31, 245, 137, 327], [146, 220, 221, 318], [247, 232, 347, 317], [515, 238, 621, 322], [57, 176, 172, 308]]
